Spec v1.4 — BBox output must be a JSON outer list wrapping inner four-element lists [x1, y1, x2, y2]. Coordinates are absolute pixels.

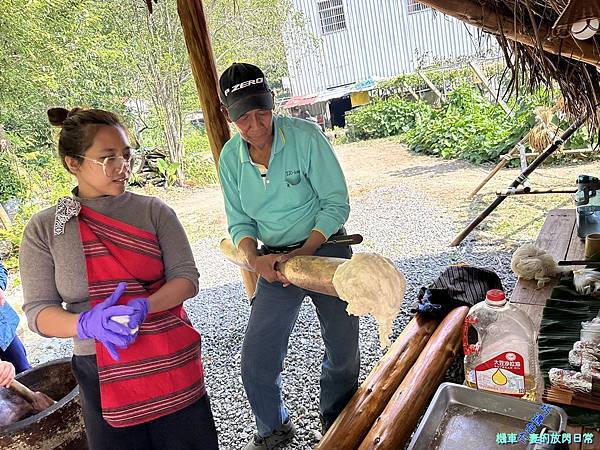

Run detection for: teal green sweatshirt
[[219, 115, 349, 247]]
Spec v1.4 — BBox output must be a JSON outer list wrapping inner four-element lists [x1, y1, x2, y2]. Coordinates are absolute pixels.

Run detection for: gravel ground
[[18, 182, 520, 449], [193, 184, 520, 449], [15, 157, 529, 448]]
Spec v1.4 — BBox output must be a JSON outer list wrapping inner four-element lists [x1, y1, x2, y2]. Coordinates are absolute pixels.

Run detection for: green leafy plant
[[345, 98, 433, 142], [155, 159, 180, 187], [0, 152, 24, 203], [404, 83, 536, 163], [182, 130, 217, 187]]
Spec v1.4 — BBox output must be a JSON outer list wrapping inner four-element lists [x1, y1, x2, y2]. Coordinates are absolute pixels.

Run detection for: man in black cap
[[218, 63, 360, 450]]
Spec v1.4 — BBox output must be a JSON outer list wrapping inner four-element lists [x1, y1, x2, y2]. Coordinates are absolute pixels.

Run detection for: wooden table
[[511, 209, 599, 450]]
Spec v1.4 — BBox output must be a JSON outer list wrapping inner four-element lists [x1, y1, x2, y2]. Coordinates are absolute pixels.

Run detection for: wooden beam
[[417, 71, 446, 103], [469, 61, 512, 115], [176, 0, 230, 169], [176, 0, 258, 297], [418, 0, 600, 68]]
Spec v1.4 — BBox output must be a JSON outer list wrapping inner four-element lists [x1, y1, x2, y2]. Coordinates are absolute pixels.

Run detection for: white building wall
[[286, 0, 497, 96]]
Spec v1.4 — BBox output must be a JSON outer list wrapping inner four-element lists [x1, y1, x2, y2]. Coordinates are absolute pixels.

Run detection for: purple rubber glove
[[77, 282, 136, 360], [126, 298, 149, 331]]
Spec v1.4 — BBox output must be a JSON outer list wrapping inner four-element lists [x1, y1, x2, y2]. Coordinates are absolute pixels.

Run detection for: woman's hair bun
[[47, 107, 70, 127]]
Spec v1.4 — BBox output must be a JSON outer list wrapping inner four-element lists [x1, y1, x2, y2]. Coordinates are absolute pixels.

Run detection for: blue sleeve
[[219, 152, 258, 247], [0, 260, 7, 291], [307, 130, 350, 239]]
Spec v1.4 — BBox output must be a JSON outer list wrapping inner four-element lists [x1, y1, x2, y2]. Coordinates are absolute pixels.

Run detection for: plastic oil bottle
[[463, 289, 543, 401]]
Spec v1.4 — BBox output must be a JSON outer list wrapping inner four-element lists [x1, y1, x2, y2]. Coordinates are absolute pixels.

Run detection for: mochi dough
[[332, 253, 406, 348]]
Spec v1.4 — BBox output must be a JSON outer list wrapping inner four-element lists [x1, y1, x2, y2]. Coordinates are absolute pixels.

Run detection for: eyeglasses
[[80, 155, 134, 177]]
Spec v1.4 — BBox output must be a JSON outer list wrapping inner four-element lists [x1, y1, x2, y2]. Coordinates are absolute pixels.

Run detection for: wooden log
[[358, 306, 469, 450], [418, 0, 600, 68], [240, 270, 259, 298], [278, 255, 345, 297], [219, 238, 345, 297], [315, 316, 439, 450]]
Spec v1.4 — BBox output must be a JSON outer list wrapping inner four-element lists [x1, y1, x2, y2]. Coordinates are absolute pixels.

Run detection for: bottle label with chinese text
[[475, 351, 525, 396]]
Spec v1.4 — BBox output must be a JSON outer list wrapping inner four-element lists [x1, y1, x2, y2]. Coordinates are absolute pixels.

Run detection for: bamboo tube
[[219, 238, 346, 297], [358, 306, 469, 450], [316, 316, 439, 450], [452, 117, 585, 246], [0, 202, 11, 229]]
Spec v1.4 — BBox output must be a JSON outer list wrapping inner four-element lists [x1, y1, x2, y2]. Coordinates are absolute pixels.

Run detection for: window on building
[[317, 0, 346, 34], [407, 0, 429, 14]]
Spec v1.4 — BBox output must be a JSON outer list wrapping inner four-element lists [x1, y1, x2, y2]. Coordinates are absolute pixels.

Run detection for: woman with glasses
[[19, 107, 218, 450]]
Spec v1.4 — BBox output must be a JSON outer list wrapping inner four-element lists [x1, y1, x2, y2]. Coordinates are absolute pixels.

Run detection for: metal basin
[[407, 382, 568, 450], [0, 357, 87, 449]]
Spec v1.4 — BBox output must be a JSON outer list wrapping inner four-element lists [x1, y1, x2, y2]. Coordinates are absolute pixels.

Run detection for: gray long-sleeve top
[[19, 190, 199, 355]]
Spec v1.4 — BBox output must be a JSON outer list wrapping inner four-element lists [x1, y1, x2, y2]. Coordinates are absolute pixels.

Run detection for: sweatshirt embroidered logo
[[224, 77, 264, 96]]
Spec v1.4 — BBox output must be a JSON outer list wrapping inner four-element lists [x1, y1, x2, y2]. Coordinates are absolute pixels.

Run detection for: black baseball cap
[[219, 63, 274, 121]]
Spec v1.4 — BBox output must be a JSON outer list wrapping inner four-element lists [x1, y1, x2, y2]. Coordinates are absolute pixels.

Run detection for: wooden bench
[[511, 208, 599, 450]]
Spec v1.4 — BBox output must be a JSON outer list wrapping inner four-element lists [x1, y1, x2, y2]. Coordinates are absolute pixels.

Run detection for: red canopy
[[284, 95, 317, 108]]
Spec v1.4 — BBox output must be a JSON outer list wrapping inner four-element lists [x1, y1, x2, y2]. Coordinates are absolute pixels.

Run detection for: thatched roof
[[420, 0, 600, 135]]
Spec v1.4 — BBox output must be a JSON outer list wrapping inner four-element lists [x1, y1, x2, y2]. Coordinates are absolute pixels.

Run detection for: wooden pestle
[[9, 379, 56, 412]]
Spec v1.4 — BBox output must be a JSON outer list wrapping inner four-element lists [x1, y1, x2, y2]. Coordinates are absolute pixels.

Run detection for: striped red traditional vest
[[78, 205, 205, 427]]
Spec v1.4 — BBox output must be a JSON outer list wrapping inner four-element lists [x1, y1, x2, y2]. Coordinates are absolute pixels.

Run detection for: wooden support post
[[176, 0, 258, 297], [417, 71, 446, 103], [402, 83, 420, 101], [469, 61, 511, 115], [176, 0, 229, 169]]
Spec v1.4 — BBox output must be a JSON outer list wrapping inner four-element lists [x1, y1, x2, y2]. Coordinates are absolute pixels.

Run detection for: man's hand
[[0, 289, 5, 307], [253, 254, 281, 283]]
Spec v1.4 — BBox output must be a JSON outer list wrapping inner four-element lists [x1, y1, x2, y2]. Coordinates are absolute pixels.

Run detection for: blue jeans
[[0, 335, 32, 374], [241, 245, 360, 437]]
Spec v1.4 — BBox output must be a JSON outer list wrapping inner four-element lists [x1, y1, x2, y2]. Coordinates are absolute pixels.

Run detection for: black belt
[[261, 229, 362, 255]]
